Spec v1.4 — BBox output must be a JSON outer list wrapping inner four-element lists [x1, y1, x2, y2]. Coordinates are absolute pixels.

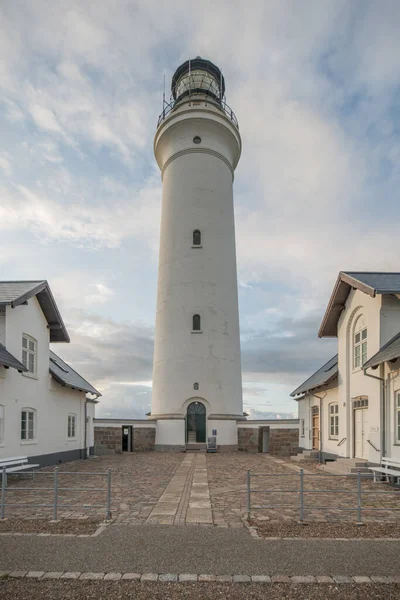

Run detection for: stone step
[[186, 443, 207, 452]]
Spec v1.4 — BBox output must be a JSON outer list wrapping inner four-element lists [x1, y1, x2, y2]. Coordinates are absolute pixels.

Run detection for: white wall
[[0, 299, 87, 463], [152, 99, 243, 426], [385, 363, 400, 461], [380, 295, 400, 347], [208, 419, 237, 446], [155, 419, 185, 447], [337, 288, 382, 461]]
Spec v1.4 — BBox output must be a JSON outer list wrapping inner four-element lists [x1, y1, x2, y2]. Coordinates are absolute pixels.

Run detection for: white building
[[150, 57, 244, 451], [293, 272, 400, 464], [0, 281, 100, 466]]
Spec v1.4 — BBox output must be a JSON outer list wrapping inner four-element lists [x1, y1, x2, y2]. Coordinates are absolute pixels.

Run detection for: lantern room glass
[[175, 69, 221, 101]]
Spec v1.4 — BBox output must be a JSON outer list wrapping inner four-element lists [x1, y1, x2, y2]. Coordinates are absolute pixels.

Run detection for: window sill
[[191, 330, 203, 334], [191, 245, 203, 249], [20, 440, 37, 445], [329, 437, 339, 441], [22, 372, 38, 380], [67, 438, 77, 442]]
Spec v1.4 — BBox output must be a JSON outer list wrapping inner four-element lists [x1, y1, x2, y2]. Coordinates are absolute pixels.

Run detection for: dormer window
[[192, 230, 202, 247], [354, 326, 367, 369], [22, 334, 37, 375]]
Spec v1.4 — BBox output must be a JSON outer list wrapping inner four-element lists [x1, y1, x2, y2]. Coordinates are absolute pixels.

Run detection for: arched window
[[354, 316, 367, 369], [192, 229, 201, 246], [192, 314, 201, 331]]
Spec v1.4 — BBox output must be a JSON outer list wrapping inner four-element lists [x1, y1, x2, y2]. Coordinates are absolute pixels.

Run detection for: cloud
[[0, 176, 161, 250], [0, 153, 12, 176], [1, 1, 399, 417]]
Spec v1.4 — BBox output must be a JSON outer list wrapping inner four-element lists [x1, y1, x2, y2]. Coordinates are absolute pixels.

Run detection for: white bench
[[0, 456, 40, 485], [369, 458, 400, 484]]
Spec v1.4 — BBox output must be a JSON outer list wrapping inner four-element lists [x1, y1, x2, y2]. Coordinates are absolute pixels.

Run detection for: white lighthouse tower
[[151, 57, 243, 451]]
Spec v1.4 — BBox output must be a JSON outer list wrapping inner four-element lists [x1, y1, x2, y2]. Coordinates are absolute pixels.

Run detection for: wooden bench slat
[[4, 464, 40, 473], [0, 460, 28, 468], [0, 456, 28, 465]]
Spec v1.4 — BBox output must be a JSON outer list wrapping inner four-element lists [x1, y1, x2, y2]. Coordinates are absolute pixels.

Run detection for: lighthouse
[[151, 57, 243, 451]]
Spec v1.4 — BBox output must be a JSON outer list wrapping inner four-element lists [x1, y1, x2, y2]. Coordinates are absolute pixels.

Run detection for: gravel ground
[[251, 519, 400, 538], [0, 518, 102, 535], [0, 581, 399, 600]]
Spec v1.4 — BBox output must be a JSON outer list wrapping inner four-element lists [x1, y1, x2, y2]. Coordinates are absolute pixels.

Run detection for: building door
[[122, 426, 133, 452], [186, 402, 206, 443], [312, 406, 320, 450], [354, 409, 368, 459]]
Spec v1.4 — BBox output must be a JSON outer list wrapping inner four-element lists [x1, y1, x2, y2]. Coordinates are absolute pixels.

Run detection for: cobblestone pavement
[[3, 453, 183, 523], [206, 453, 400, 526], [3, 452, 399, 526]]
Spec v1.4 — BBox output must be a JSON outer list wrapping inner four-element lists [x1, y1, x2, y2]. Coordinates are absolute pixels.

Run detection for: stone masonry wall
[[238, 427, 299, 455], [238, 428, 259, 453], [94, 427, 122, 455], [133, 428, 155, 452], [269, 428, 299, 456]]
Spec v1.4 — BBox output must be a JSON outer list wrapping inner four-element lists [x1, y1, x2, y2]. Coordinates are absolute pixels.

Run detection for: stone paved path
[[147, 453, 212, 525]]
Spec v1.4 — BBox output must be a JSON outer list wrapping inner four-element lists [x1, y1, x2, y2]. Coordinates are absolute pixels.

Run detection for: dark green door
[[187, 402, 206, 443]]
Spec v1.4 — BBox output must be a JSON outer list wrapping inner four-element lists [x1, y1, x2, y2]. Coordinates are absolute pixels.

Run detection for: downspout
[[363, 365, 385, 462], [309, 391, 327, 464], [84, 399, 88, 459]]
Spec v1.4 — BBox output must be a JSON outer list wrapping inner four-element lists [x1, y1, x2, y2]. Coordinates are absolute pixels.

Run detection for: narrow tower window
[[192, 314, 201, 331], [193, 229, 201, 246]]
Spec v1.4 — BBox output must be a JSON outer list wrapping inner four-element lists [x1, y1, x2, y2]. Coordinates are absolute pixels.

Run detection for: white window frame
[[21, 408, 37, 443], [68, 414, 77, 439], [329, 403, 339, 439], [396, 392, 400, 444], [0, 405, 4, 446], [22, 334, 38, 377], [354, 326, 367, 369], [300, 418, 305, 437]]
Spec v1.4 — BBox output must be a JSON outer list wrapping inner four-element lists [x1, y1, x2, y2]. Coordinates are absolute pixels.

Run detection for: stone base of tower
[[154, 418, 186, 452]]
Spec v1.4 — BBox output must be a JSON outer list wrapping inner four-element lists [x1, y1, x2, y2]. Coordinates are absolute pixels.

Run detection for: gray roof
[[49, 351, 101, 397], [319, 272, 400, 338], [0, 281, 69, 343], [291, 355, 338, 397], [0, 343, 27, 372], [363, 332, 400, 370]]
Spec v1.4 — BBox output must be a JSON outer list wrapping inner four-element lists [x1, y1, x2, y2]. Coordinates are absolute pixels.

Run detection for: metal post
[[299, 468, 304, 523], [1, 467, 6, 519], [53, 467, 59, 521], [357, 470, 362, 525], [246, 470, 251, 521], [106, 469, 112, 520]]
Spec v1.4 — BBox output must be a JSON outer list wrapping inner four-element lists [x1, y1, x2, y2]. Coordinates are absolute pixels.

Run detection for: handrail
[[337, 437, 346, 447], [367, 439, 380, 452], [157, 97, 239, 130]]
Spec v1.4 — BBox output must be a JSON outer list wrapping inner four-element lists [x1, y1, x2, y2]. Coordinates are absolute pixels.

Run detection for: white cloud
[[0, 153, 12, 176]]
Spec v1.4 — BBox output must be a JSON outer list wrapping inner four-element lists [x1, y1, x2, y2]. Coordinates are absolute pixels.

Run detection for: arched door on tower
[[186, 401, 206, 443]]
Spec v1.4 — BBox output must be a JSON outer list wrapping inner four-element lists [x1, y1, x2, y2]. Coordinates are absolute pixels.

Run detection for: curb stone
[[3, 571, 400, 583]]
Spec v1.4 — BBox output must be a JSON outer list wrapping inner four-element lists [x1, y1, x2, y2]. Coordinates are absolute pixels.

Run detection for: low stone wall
[[238, 427, 299, 455], [269, 428, 299, 456], [238, 428, 259, 453], [133, 428, 155, 452], [94, 427, 122, 455]]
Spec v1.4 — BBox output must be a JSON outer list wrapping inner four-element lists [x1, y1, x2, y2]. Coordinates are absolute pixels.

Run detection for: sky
[[1, 1, 399, 419]]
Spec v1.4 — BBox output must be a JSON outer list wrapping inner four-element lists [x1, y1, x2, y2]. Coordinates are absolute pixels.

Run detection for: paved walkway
[[0, 524, 399, 576], [147, 454, 212, 525]]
